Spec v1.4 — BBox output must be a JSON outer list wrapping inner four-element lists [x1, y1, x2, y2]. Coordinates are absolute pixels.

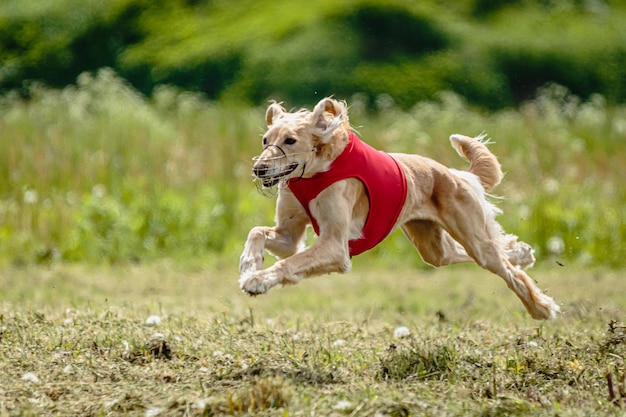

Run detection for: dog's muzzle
[[251, 145, 314, 196], [252, 160, 300, 188]]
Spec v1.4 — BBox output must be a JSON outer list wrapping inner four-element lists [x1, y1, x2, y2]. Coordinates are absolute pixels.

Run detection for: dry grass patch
[[0, 263, 625, 415]]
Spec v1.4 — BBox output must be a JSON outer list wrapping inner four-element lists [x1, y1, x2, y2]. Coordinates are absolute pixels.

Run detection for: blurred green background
[[2, 0, 626, 108], [0, 0, 624, 267]]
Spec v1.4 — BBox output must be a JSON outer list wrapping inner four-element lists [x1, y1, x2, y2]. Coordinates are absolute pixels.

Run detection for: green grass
[[0, 71, 624, 267], [0, 72, 625, 414], [0, 262, 625, 416]]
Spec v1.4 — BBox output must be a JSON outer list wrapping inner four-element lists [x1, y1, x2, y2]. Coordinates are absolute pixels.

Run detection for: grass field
[[1, 261, 625, 416], [1, 70, 625, 415]]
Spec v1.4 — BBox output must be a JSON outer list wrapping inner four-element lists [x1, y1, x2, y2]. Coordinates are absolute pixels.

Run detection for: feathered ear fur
[[266, 102, 286, 126], [309, 98, 348, 143]]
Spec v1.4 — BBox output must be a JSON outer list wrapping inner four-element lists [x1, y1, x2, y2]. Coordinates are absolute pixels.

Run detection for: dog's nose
[[253, 164, 269, 178]]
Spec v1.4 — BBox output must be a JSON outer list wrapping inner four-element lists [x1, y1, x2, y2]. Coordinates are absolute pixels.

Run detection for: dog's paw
[[530, 292, 561, 321], [509, 242, 536, 270], [239, 272, 274, 296], [515, 242, 536, 269], [503, 235, 536, 270]]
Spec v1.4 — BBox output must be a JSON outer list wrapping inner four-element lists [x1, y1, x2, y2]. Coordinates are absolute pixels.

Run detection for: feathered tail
[[449, 133, 503, 192]]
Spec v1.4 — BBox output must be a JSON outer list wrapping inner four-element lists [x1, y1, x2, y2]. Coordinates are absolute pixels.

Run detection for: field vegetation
[[1, 1, 625, 415], [0, 263, 625, 416], [0, 71, 624, 415], [0, 70, 623, 267]]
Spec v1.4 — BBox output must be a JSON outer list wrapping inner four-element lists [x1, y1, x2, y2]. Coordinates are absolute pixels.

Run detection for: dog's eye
[[284, 137, 296, 145], [262, 137, 268, 146]]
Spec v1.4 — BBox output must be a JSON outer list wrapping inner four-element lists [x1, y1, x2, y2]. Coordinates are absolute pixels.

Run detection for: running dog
[[239, 97, 559, 320]]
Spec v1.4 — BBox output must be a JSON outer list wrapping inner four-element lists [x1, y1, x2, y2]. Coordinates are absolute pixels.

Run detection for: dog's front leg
[[239, 223, 307, 275], [239, 239, 351, 295], [240, 181, 358, 296], [239, 190, 312, 291], [239, 226, 272, 275]]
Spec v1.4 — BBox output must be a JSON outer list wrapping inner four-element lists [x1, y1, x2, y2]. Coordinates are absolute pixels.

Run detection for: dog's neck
[[306, 129, 351, 177]]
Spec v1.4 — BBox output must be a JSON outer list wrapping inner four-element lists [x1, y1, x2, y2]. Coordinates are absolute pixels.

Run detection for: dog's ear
[[309, 98, 347, 142], [266, 102, 286, 126]]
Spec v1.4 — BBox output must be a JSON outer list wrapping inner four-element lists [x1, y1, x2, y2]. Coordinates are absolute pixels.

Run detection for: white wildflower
[[145, 315, 161, 326], [145, 407, 163, 417], [23, 189, 38, 205], [332, 339, 347, 347], [21, 372, 40, 384], [333, 400, 354, 412], [547, 236, 565, 255], [393, 326, 411, 338], [212, 350, 233, 360], [543, 178, 560, 194], [517, 204, 531, 220], [92, 184, 107, 199]]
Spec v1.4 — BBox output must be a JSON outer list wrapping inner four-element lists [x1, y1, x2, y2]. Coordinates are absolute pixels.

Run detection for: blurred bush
[[1, 0, 625, 109], [0, 70, 624, 266]]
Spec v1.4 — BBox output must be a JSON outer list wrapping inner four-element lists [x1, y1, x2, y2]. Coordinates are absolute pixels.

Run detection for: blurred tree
[[1, 0, 624, 108]]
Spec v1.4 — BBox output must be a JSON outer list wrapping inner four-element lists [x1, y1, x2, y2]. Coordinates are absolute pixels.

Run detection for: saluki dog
[[239, 98, 559, 320]]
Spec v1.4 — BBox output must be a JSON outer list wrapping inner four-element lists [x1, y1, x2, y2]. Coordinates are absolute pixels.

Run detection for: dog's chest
[[288, 133, 407, 256]]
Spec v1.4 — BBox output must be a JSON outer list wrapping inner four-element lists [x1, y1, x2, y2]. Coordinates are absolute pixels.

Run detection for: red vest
[[288, 132, 407, 256]]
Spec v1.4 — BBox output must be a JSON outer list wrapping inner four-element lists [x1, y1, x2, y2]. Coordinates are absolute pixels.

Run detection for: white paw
[[503, 236, 536, 270], [513, 242, 536, 269], [531, 293, 561, 320], [542, 296, 561, 320], [239, 272, 275, 296]]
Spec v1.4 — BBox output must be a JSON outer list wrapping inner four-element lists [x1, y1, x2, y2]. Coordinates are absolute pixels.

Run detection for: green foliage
[[0, 70, 272, 265], [484, 5, 626, 103], [0, 70, 624, 267], [1, 0, 625, 108], [0, 0, 142, 90]]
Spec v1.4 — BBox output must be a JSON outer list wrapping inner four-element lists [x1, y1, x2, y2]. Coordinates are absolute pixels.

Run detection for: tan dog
[[239, 98, 559, 320]]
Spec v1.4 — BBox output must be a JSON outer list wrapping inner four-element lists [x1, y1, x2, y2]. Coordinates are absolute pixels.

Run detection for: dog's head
[[252, 97, 350, 191]]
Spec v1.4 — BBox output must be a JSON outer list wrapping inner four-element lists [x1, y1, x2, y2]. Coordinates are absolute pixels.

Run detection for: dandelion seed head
[[393, 326, 411, 338], [333, 400, 354, 411], [547, 236, 565, 255], [332, 339, 347, 347], [23, 189, 38, 205], [21, 372, 40, 384]]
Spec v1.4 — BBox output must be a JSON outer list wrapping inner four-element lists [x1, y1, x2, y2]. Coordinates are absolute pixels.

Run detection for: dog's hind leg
[[401, 220, 536, 270], [500, 234, 536, 269], [401, 220, 473, 267], [435, 189, 559, 319], [469, 241, 559, 319]]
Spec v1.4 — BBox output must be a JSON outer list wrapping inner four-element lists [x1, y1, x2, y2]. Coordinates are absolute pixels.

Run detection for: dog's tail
[[449, 133, 503, 192]]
